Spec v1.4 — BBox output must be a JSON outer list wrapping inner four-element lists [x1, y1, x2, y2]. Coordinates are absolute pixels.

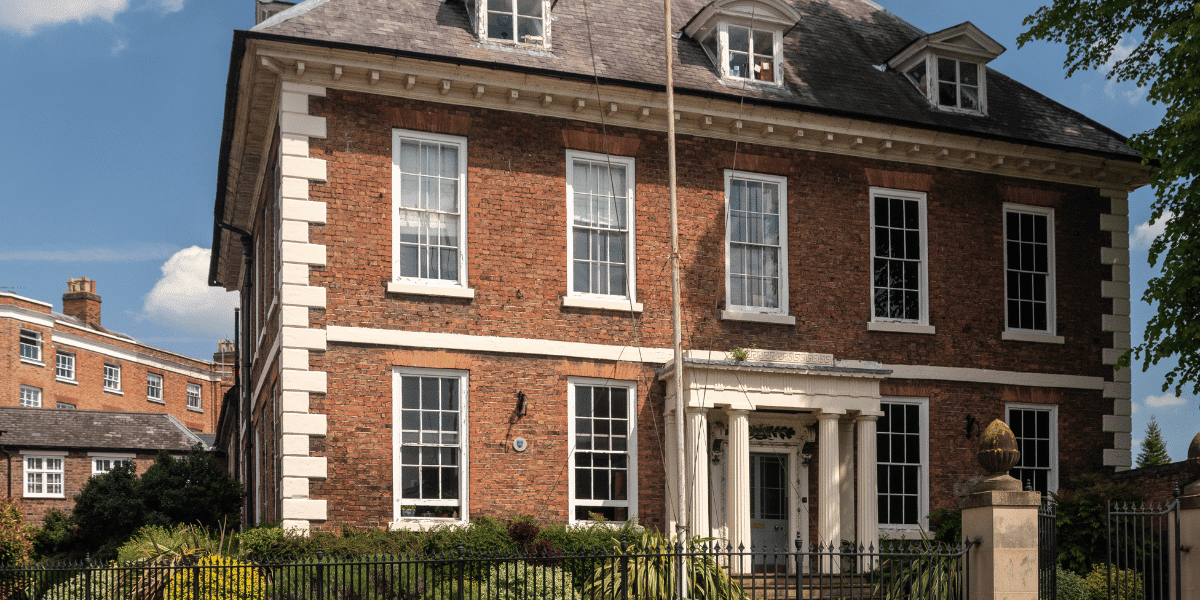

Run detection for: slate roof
[[0, 408, 208, 453], [249, 0, 1140, 160]]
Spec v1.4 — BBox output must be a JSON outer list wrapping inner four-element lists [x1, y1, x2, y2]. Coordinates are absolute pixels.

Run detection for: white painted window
[[103, 363, 121, 392], [392, 130, 469, 290], [92, 457, 132, 475], [877, 398, 929, 532], [56, 351, 75, 381], [147, 373, 164, 403], [936, 57, 981, 112], [25, 456, 64, 497], [725, 170, 788, 314], [20, 385, 41, 408], [187, 383, 203, 410], [485, 0, 547, 45], [1004, 205, 1055, 334], [567, 151, 636, 302], [699, 23, 783, 85], [19, 328, 41, 363], [393, 368, 469, 522], [569, 378, 637, 523], [56, 402, 75, 409], [1006, 404, 1058, 493], [871, 189, 929, 324]]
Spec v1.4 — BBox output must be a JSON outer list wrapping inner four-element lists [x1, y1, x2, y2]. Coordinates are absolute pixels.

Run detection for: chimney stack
[[63, 277, 102, 330]]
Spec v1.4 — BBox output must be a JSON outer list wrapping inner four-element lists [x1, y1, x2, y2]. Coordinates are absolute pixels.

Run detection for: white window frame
[[723, 170, 790, 318], [391, 367, 470, 527], [89, 453, 134, 476], [877, 397, 930, 536], [565, 151, 639, 311], [20, 385, 42, 408], [1006, 403, 1059, 494], [389, 129, 473, 298], [713, 22, 783, 85], [478, 0, 552, 47], [187, 382, 203, 411], [902, 54, 987, 115], [56, 402, 75, 410], [56, 351, 76, 382], [869, 188, 931, 332], [147, 373, 164, 404], [19, 328, 42, 364], [23, 453, 65, 498], [103, 363, 121, 393], [567, 377, 638, 525], [1003, 204, 1057, 340]]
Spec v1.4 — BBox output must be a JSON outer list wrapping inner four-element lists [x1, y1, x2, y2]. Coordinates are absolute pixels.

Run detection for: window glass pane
[[960, 62, 978, 85], [938, 57, 956, 82], [728, 26, 749, 53]]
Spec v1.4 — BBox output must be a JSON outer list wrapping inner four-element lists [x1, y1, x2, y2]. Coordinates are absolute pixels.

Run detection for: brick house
[[208, 0, 1150, 549], [1, 279, 228, 434], [0, 407, 213, 523]]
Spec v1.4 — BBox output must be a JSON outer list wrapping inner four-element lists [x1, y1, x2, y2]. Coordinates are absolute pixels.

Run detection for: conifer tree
[[1136, 415, 1171, 468]]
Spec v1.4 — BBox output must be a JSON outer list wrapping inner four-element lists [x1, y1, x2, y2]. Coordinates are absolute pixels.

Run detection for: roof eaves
[[209, 30, 250, 288]]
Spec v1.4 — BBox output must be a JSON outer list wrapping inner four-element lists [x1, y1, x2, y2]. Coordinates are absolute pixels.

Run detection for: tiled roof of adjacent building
[[248, 0, 1140, 160], [0, 408, 209, 453]]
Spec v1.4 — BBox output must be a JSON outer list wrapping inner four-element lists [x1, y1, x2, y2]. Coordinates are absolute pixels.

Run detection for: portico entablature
[[659, 357, 890, 413]]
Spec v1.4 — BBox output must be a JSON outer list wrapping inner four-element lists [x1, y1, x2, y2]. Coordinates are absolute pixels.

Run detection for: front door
[[750, 453, 789, 570]]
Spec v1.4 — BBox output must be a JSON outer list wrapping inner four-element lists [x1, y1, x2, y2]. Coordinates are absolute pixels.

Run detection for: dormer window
[[468, 0, 551, 47], [685, 0, 801, 86], [888, 22, 1004, 116]]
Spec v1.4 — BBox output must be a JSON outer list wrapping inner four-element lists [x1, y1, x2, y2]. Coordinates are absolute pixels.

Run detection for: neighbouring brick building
[[209, 0, 1150, 550], [0, 407, 212, 523], [1, 279, 229, 434]]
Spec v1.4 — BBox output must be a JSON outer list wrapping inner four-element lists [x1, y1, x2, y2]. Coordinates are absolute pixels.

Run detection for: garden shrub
[[1056, 566, 1087, 600], [1081, 564, 1142, 600], [928, 508, 962, 546], [1052, 474, 1142, 575], [31, 509, 73, 560], [427, 563, 581, 600], [583, 530, 746, 600], [0, 499, 31, 566], [163, 555, 267, 600]]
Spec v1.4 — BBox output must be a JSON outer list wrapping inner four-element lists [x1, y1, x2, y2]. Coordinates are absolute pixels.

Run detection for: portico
[[660, 350, 889, 572]]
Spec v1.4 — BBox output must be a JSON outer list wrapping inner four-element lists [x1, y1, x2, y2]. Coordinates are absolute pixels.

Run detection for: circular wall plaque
[[513, 437, 528, 452]]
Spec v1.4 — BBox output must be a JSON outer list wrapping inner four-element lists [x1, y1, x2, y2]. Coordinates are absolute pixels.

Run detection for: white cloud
[[1100, 36, 1147, 105], [1144, 393, 1187, 408], [152, 0, 184, 13], [1104, 36, 1137, 70], [0, 244, 177, 262], [140, 247, 238, 335], [110, 37, 127, 55], [0, 0, 129, 35], [1131, 211, 1173, 250], [1130, 402, 1141, 414]]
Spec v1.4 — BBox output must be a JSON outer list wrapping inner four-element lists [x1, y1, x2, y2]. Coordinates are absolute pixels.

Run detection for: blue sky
[[0, 0, 1194, 461]]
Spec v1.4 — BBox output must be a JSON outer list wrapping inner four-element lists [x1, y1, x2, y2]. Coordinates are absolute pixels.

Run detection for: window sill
[[387, 282, 475, 299], [23, 494, 65, 500], [878, 526, 929, 540], [56, 377, 78, 386], [187, 406, 204, 413], [104, 388, 124, 396], [1002, 331, 1065, 344], [562, 297, 644, 313], [868, 321, 936, 335], [20, 358, 45, 367], [148, 397, 165, 405], [720, 310, 796, 326], [389, 517, 469, 531]]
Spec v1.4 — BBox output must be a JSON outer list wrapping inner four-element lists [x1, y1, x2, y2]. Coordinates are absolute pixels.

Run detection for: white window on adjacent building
[[187, 383, 203, 411], [877, 397, 929, 533], [1007, 404, 1058, 494], [92, 455, 133, 475], [566, 151, 637, 308], [24, 455, 64, 497], [56, 351, 75, 381], [870, 189, 929, 327], [20, 385, 42, 408], [103, 363, 121, 392], [391, 130, 470, 295], [569, 378, 637, 523], [1004, 205, 1055, 334], [56, 402, 75, 410], [147, 373, 164, 403], [393, 369, 469, 523], [19, 328, 42, 363], [725, 171, 788, 315]]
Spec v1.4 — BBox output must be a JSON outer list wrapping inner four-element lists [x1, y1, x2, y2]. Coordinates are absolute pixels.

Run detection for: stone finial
[[1184, 430, 1200, 496], [973, 419, 1023, 493]]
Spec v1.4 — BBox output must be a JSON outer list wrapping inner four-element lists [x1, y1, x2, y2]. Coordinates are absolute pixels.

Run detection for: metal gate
[[1107, 489, 1181, 600], [1038, 500, 1057, 600]]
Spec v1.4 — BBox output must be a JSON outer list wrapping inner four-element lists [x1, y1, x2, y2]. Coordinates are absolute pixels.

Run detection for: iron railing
[[0, 539, 973, 600], [1037, 500, 1057, 600], [1107, 487, 1182, 600]]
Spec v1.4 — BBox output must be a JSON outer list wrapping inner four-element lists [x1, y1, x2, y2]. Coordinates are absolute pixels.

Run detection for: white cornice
[[250, 42, 1150, 191], [52, 330, 222, 382]]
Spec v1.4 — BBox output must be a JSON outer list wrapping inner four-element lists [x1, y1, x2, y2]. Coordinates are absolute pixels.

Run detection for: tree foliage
[[1019, 1, 1200, 397], [1136, 415, 1172, 467]]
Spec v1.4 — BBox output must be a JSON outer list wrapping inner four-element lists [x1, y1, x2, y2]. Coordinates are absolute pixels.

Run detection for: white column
[[726, 409, 751, 573], [817, 411, 843, 572], [685, 407, 710, 539], [839, 419, 856, 545], [856, 413, 881, 570], [664, 410, 679, 535]]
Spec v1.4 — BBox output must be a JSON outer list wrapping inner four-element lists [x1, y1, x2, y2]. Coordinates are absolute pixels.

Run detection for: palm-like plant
[[583, 532, 746, 600]]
